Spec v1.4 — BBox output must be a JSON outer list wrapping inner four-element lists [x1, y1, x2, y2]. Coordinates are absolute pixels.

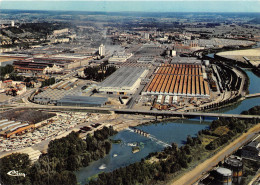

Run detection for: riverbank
[[75, 43, 260, 185], [169, 122, 260, 185], [75, 120, 210, 185], [216, 48, 260, 65], [83, 106, 260, 185]]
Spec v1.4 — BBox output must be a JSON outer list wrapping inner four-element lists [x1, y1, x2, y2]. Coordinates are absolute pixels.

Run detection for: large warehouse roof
[[99, 67, 147, 88], [57, 95, 108, 106], [34, 89, 81, 101]]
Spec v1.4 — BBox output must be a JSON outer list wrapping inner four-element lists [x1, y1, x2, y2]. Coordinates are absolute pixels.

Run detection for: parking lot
[[0, 111, 110, 153]]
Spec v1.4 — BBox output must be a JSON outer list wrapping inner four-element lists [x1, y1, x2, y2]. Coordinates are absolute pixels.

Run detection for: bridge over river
[[14, 105, 260, 119], [113, 109, 260, 120], [245, 93, 260, 98]]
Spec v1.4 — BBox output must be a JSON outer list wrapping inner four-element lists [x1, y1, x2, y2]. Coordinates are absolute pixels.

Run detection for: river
[[75, 120, 210, 184], [212, 70, 260, 114], [76, 58, 260, 185]]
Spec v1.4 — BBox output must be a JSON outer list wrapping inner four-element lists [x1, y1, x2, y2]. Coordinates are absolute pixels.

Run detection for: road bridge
[[7, 105, 260, 120], [113, 109, 260, 120], [245, 93, 260, 98]]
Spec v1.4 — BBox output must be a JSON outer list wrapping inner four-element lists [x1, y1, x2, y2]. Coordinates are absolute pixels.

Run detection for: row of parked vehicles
[[79, 123, 102, 133]]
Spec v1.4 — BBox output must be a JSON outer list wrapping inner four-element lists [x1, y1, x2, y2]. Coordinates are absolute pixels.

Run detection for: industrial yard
[[143, 64, 210, 97], [216, 48, 260, 67], [0, 7, 260, 185], [0, 111, 121, 159], [97, 67, 148, 95]]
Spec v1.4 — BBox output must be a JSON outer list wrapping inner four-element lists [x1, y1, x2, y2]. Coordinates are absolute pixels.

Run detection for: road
[[114, 109, 260, 119], [169, 123, 260, 185], [0, 88, 35, 105], [246, 93, 260, 98], [4, 103, 260, 120], [248, 170, 260, 185], [127, 84, 145, 109]]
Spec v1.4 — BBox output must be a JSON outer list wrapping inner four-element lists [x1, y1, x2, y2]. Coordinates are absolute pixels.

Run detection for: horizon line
[[2, 8, 260, 14]]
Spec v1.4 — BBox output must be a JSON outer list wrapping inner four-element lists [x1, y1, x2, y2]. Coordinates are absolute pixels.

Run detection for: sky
[[0, 1, 260, 12]]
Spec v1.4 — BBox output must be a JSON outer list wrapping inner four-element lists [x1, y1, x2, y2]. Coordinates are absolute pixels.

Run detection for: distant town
[[0, 9, 260, 185]]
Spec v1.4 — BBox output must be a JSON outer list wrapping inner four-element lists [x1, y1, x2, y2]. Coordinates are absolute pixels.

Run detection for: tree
[[105, 66, 116, 77], [104, 141, 112, 154], [186, 135, 194, 146], [0, 153, 31, 185], [84, 67, 99, 80]]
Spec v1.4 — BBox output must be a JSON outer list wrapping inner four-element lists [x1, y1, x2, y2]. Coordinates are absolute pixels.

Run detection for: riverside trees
[[88, 106, 260, 185], [0, 126, 117, 185]]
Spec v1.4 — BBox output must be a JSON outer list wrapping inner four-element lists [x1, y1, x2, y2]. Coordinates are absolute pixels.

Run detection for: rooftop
[[99, 67, 147, 88], [216, 167, 232, 176], [57, 95, 108, 105], [34, 89, 81, 101]]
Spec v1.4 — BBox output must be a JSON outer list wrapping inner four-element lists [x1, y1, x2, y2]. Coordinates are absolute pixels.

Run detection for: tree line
[[83, 66, 116, 82], [0, 126, 117, 185], [41, 78, 55, 88], [0, 65, 14, 79], [88, 106, 260, 185]]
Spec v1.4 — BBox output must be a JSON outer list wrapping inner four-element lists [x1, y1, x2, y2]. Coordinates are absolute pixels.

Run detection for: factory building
[[241, 137, 260, 160], [13, 56, 91, 73], [137, 56, 155, 63], [108, 53, 132, 63], [0, 53, 29, 66], [142, 64, 210, 97], [53, 28, 69, 36], [57, 95, 108, 107], [34, 89, 81, 104], [0, 119, 34, 138], [135, 44, 164, 57], [97, 67, 148, 95]]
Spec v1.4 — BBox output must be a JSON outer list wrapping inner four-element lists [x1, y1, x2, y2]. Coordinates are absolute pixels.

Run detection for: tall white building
[[11, 21, 15, 27], [144, 33, 150, 40], [99, 44, 105, 56], [171, 50, 177, 57]]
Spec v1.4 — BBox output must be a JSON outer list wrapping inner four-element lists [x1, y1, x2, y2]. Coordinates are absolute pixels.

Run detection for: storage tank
[[215, 167, 232, 185], [204, 60, 210, 66], [164, 95, 170, 104], [171, 50, 176, 57], [172, 96, 178, 104], [224, 156, 243, 184], [157, 95, 163, 104]]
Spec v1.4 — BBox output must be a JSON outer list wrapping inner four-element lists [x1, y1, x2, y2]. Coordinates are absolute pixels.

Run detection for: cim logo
[[7, 170, 26, 177]]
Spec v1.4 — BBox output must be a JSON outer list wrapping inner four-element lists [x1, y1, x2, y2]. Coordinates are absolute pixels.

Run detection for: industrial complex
[[1, 10, 260, 185], [57, 95, 108, 107], [97, 67, 148, 95], [13, 56, 91, 74], [143, 64, 210, 97], [0, 119, 33, 138]]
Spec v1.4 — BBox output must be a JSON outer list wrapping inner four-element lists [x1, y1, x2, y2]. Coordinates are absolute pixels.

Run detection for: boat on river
[[98, 164, 106, 170]]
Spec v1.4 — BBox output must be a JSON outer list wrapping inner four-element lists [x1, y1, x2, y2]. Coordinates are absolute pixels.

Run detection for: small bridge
[[245, 93, 260, 98], [126, 127, 171, 148]]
